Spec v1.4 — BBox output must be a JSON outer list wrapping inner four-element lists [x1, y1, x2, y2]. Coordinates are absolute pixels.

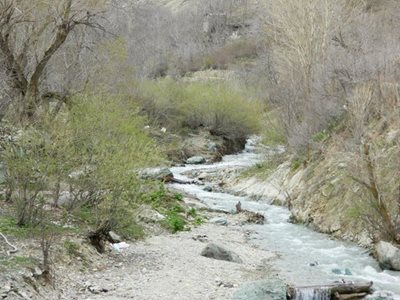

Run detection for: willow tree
[[0, 0, 106, 121]]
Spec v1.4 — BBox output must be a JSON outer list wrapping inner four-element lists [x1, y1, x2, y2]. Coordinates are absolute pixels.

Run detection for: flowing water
[[169, 138, 400, 299]]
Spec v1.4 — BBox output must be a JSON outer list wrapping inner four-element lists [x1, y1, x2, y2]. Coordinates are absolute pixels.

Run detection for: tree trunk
[[363, 143, 397, 242]]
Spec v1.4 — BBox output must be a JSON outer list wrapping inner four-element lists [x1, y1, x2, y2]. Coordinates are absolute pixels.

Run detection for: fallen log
[[330, 281, 373, 294]]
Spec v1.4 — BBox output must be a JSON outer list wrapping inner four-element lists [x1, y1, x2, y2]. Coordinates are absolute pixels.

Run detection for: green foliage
[[291, 158, 303, 171], [0, 256, 37, 269], [0, 216, 35, 238], [137, 79, 263, 140], [2, 92, 162, 237], [312, 130, 330, 143], [174, 193, 183, 202], [347, 207, 361, 219], [141, 186, 201, 233], [64, 240, 80, 258], [193, 216, 204, 226], [187, 207, 197, 218], [164, 211, 186, 233]]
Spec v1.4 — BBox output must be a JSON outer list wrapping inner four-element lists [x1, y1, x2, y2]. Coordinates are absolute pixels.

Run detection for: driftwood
[[288, 282, 373, 300], [330, 281, 373, 295]]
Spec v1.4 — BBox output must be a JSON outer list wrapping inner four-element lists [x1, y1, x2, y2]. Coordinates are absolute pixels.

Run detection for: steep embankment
[[229, 118, 400, 247]]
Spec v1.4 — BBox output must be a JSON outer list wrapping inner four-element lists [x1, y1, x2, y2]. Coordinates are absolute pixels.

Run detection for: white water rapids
[[168, 138, 400, 300]]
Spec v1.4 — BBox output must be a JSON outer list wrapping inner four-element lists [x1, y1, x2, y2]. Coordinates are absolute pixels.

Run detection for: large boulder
[[140, 168, 173, 182], [186, 156, 206, 165], [201, 243, 242, 263], [376, 241, 400, 270], [232, 279, 287, 300]]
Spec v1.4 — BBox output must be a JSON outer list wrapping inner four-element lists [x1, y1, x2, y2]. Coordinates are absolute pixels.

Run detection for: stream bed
[[169, 138, 400, 299]]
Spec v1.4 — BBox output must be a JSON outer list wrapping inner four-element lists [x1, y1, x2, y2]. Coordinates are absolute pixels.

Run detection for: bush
[[2, 93, 162, 234], [67, 94, 162, 231], [137, 79, 263, 141], [164, 211, 186, 233]]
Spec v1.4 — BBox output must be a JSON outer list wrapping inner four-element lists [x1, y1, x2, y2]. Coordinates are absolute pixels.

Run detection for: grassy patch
[[0, 255, 38, 269], [0, 216, 34, 238], [141, 186, 204, 233], [64, 239, 81, 258], [163, 211, 187, 233]]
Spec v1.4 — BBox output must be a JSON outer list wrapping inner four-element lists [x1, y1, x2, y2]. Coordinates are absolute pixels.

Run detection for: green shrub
[[2, 93, 162, 234], [312, 130, 329, 143], [66, 94, 162, 230], [187, 207, 197, 218], [164, 211, 186, 233], [137, 79, 263, 141], [64, 240, 80, 257]]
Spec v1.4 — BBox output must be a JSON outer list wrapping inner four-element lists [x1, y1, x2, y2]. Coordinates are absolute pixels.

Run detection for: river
[[169, 138, 400, 299]]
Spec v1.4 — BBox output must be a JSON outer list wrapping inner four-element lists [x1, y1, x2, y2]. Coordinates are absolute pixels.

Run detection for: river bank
[[2, 137, 400, 299]]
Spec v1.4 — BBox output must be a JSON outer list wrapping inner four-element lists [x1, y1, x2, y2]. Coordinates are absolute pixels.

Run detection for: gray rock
[[344, 268, 352, 275], [33, 267, 43, 278], [201, 243, 242, 263], [138, 207, 165, 223], [186, 156, 206, 165], [376, 241, 400, 270], [198, 172, 208, 180], [207, 142, 218, 152], [140, 167, 173, 182], [57, 191, 73, 206], [209, 217, 228, 226], [108, 231, 122, 243], [203, 186, 213, 192], [232, 279, 287, 300]]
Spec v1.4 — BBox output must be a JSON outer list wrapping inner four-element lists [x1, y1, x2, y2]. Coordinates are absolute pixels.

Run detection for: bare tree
[[264, 0, 364, 149], [0, 0, 105, 121]]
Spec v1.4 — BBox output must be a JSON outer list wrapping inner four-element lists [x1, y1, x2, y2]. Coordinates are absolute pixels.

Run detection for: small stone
[[186, 156, 206, 165], [33, 267, 43, 277], [222, 282, 234, 288], [108, 231, 122, 243], [198, 173, 208, 180], [331, 268, 342, 274], [209, 217, 228, 226], [203, 186, 213, 192], [344, 268, 352, 275]]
